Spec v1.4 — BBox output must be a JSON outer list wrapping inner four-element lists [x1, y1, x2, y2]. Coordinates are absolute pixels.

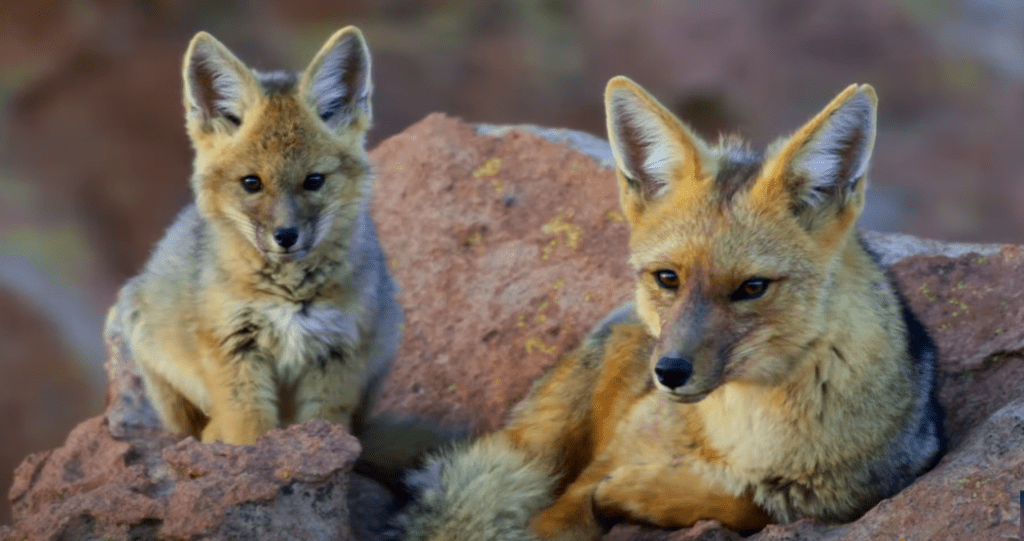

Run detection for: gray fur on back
[[349, 202, 404, 421], [863, 293, 945, 500]]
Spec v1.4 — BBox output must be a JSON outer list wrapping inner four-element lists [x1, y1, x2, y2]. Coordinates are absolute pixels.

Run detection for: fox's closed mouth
[[667, 389, 712, 404], [264, 247, 310, 260]]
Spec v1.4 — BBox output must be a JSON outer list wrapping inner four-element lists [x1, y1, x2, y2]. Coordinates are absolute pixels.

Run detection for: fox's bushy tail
[[389, 437, 556, 541]]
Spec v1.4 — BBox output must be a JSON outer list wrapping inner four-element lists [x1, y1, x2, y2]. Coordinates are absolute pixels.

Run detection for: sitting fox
[[114, 27, 404, 446], [394, 79, 945, 540]]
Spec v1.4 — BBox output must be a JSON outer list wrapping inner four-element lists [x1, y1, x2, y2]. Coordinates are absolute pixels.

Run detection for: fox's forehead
[[247, 97, 320, 152], [707, 144, 764, 206], [628, 144, 811, 274], [203, 98, 358, 182], [222, 95, 350, 177], [227, 71, 323, 152], [644, 142, 767, 213], [631, 143, 765, 235], [630, 214, 775, 266]]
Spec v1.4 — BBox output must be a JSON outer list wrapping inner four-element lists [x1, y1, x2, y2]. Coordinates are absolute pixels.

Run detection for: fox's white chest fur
[[262, 302, 359, 383]]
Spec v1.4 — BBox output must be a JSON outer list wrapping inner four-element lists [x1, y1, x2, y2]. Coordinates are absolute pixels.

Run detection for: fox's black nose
[[655, 356, 694, 389], [274, 227, 299, 249]]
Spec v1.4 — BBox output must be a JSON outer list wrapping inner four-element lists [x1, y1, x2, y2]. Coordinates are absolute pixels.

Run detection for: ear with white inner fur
[[182, 32, 259, 133], [765, 84, 877, 226], [604, 76, 710, 221], [300, 26, 373, 132]]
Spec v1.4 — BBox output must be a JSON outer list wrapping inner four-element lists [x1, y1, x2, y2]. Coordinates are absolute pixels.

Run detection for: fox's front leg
[[202, 352, 279, 445], [528, 460, 614, 541], [592, 463, 771, 532], [293, 357, 363, 431]]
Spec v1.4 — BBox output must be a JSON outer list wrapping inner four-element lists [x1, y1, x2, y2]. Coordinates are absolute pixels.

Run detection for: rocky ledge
[[4, 114, 1022, 540]]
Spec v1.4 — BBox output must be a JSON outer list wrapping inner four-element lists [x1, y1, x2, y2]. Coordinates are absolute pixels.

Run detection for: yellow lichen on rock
[[525, 336, 558, 355], [473, 157, 502, 178], [541, 216, 582, 261]]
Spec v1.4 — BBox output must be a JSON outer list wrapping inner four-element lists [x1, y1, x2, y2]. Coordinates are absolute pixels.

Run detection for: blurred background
[[1, 0, 1023, 524]]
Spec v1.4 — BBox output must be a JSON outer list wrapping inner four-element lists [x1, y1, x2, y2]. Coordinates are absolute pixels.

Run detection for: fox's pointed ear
[[756, 84, 877, 234], [182, 32, 260, 134], [605, 76, 711, 223], [299, 26, 372, 133]]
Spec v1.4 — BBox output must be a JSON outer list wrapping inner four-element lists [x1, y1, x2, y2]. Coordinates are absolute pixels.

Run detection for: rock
[[889, 247, 1024, 450], [372, 114, 633, 433], [603, 522, 742, 541], [4, 415, 360, 540], [6, 116, 1023, 540]]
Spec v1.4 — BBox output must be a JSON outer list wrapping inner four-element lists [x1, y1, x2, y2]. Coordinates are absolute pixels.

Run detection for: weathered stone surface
[[4, 415, 360, 541], [6, 416, 168, 540], [604, 522, 743, 541], [373, 114, 634, 433], [6, 117, 1024, 540], [890, 247, 1024, 451]]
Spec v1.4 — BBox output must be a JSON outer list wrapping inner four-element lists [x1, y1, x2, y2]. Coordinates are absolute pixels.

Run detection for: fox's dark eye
[[730, 278, 770, 302], [241, 175, 263, 193], [653, 269, 680, 290], [303, 173, 325, 191]]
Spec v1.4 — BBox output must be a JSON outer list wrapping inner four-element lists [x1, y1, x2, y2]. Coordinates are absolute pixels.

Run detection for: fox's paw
[[390, 438, 555, 541], [592, 468, 644, 520], [594, 464, 772, 532]]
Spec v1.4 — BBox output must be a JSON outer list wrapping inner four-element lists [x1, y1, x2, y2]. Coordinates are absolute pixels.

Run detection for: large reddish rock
[[5, 116, 1023, 540], [3, 416, 361, 541], [372, 115, 632, 433], [890, 247, 1024, 450]]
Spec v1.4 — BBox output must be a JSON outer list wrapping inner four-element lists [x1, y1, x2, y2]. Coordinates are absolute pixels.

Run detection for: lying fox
[[394, 79, 945, 540], [114, 27, 404, 446]]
